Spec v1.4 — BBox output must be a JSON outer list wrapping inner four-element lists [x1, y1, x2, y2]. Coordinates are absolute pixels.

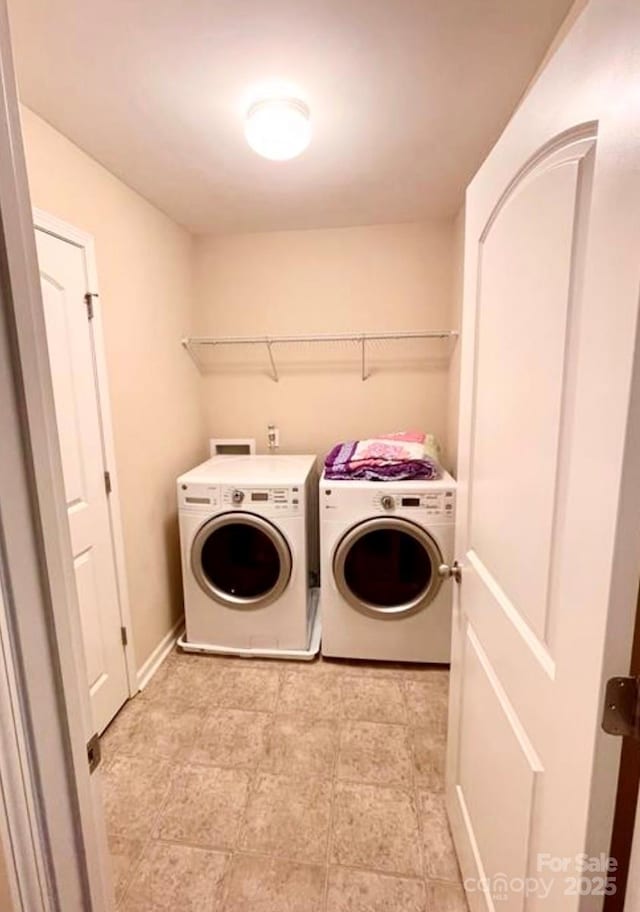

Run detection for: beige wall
[[20, 106, 207, 672], [517, 0, 588, 111], [193, 221, 456, 465]]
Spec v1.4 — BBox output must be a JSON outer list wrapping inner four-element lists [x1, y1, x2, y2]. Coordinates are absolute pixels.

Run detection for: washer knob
[[232, 489, 245, 504], [380, 495, 395, 511]]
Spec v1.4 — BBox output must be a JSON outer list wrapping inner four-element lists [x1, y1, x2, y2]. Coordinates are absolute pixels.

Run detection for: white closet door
[[36, 228, 129, 734], [448, 2, 640, 909]]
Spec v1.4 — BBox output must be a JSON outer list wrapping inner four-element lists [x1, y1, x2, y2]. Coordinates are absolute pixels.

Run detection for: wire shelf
[[182, 330, 459, 382]]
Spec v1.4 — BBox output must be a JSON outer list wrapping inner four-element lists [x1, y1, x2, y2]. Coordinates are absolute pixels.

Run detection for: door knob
[[438, 561, 462, 584]]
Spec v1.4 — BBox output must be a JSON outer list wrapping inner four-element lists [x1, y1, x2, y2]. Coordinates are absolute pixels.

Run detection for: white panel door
[[448, 3, 640, 911], [35, 228, 129, 734]]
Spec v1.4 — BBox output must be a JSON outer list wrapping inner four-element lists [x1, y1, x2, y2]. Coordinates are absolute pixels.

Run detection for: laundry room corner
[[18, 105, 209, 680]]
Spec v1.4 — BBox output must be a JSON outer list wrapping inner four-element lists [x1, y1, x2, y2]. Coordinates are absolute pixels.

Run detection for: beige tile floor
[[101, 649, 469, 911]]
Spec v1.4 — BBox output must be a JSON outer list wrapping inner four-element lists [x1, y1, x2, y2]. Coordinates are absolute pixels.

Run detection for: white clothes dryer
[[319, 471, 456, 663]]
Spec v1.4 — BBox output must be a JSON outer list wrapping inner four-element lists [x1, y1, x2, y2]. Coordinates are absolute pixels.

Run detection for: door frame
[[605, 579, 640, 908], [33, 208, 137, 701], [0, 0, 112, 907]]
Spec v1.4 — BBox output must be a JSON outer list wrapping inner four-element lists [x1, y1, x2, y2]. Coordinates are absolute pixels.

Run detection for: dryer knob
[[381, 495, 395, 511], [232, 489, 245, 504]]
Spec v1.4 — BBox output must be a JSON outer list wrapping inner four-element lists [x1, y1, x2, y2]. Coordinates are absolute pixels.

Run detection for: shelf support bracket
[[265, 339, 279, 382], [182, 338, 204, 369], [361, 335, 368, 381]]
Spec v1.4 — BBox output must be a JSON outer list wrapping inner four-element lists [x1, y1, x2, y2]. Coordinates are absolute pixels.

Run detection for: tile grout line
[[217, 663, 287, 911], [400, 676, 432, 906], [211, 847, 447, 887], [112, 759, 180, 908], [406, 676, 446, 896], [321, 692, 344, 912], [404, 678, 469, 908], [101, 672, 171, 906]]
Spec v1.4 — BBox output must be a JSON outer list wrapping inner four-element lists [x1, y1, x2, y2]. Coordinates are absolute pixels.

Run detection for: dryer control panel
[[220, 486, 301, 515], [374, 490, 455, 518]]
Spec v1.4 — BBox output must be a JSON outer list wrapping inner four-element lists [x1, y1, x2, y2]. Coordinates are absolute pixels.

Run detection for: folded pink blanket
[[325, 432, 442, 481]]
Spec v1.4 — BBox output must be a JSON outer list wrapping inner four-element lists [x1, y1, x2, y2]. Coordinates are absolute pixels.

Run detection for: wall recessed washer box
[[209, 438, 256, 456]]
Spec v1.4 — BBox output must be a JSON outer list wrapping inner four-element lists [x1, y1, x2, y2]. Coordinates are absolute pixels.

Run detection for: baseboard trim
[[136, 617, 185, 691]]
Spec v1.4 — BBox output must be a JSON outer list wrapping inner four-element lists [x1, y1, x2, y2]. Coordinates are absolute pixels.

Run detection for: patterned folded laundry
[[324, 432, 442, 481]]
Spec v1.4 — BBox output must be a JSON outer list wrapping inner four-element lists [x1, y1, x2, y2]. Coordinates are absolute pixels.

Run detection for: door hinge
[[104, 470, 112, 495], [84, 292, 97, 320], [86, 732, 101, 774], [602, 676, 640, 739], [120, 626, 128, 647]]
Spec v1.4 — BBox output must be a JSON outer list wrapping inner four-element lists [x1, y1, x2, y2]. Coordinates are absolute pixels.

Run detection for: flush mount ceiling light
[[245, 98, 311, 161]]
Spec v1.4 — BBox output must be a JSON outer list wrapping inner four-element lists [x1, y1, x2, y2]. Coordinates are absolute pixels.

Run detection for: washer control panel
[[178, 483, 301, 514], [178, 483, 220, 509]]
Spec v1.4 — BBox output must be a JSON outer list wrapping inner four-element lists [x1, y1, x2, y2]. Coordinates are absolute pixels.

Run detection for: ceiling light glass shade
[[245, 98, 311, 160]]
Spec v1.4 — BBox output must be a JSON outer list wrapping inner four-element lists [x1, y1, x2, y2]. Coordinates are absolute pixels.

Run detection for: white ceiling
[[9, 0, 573, 234]]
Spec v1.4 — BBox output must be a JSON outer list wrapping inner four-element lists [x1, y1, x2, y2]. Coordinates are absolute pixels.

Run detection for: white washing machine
[[319, 471, 456, 663], [177, 455, 320, 659]]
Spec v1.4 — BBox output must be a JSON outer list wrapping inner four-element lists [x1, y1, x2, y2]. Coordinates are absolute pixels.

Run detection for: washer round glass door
[[191, 512, 292, 608], [333, 517, 444, 617]]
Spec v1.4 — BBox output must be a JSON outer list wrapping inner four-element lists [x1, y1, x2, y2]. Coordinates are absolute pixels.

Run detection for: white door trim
[[0, 584, 52, 912], [0, 0, 112, 904], [33, 208, 138, 698]]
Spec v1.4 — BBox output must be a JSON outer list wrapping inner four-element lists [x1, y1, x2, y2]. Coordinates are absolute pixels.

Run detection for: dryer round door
[[191, 512, 292, 609], [333, 516, 444, 618]]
